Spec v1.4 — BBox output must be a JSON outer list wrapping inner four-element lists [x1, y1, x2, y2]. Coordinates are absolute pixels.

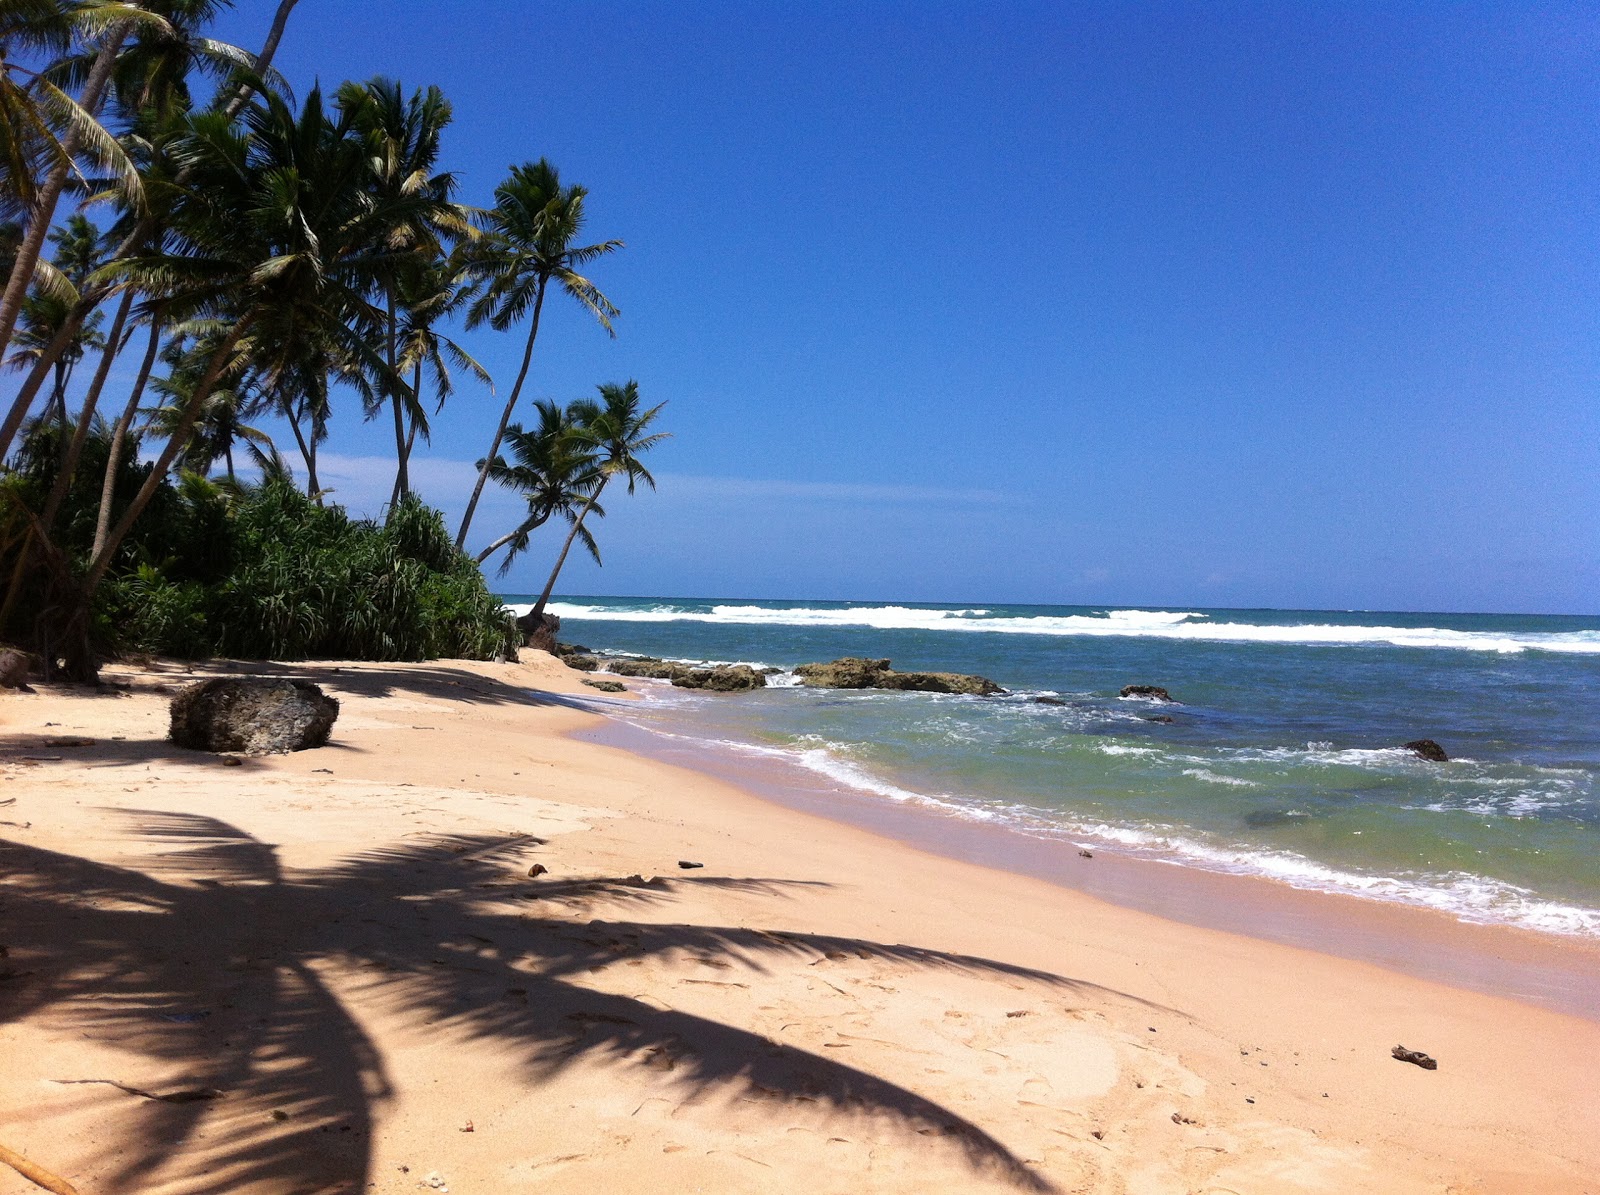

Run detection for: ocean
[[503, 596, 1600, 939]]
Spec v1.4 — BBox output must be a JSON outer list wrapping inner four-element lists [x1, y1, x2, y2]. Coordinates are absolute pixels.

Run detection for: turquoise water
[[505, 596, 1600, 937]]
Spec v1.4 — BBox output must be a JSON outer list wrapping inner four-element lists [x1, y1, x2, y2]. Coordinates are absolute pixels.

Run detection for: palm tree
[[454, 158, 622, 550], [0, 0, 297, 463], [335, 76, 468, 508], [388, 253, 490, 507], [0, 0, 159, 362], [143, 329, 274, 479], [82, 83, 406, 597], [529, 380, 666, 621], [475, 397, 604, 574]]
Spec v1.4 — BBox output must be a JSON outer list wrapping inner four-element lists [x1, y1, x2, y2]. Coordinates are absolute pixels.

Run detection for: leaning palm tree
[[0, 0, 159, 362], [475, 397, 604, 574], [454, 158, 622, 550], [143, 331, 274, 479], [528, 380, 667, 621]]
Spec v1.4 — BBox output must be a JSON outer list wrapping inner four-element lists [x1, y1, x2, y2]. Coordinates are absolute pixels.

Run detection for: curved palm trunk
[[455, 280, 546, 550], [386, 292, 407, 513], [474, 511, 550, 566], [0, 284, 88, 460], [530, 482, 605, 621], [0, 27, 128, 363], [42, 288, 134, 532], [222, 0, 301, 119], [93, 318, 162, 559], [84, 316, 253, 593]]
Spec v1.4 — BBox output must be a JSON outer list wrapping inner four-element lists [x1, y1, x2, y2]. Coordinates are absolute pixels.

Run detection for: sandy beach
[[3, 652, 1598, 1195]]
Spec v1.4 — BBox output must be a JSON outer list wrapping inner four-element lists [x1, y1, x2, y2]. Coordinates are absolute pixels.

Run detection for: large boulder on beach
[[1404, 738, 1449, 762], [795, 657, 1005, 696], [169, 678, 339, 755], [1120, 684, 1175, 702], [672, 665, 768, 692], [1, 647, 38, 691]]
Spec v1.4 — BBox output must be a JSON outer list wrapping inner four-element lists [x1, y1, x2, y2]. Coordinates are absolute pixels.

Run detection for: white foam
[[1181, 768, 1260, 788], [537, 602, 1600, 655]]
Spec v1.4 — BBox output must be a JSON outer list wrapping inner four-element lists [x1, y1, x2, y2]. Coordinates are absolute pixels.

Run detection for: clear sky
[[204, 1, 1598, 614]]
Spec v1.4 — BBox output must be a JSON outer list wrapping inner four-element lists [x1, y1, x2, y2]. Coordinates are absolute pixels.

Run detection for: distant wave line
[[525, 602, 1600, 655]]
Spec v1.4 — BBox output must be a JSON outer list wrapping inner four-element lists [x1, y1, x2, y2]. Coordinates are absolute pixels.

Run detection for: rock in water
[[169, 678, 340, 755], [1120, 685, 1175, 702], [793, 658, 894, 689], [672, 665, 768, 692], [581, 678, 627, 693], [1403, 738, 1449, 762], [795, 657, 1005, 696]]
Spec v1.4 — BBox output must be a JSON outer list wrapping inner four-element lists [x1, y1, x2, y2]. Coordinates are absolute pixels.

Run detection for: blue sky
[[202, 1, 1597, 613]]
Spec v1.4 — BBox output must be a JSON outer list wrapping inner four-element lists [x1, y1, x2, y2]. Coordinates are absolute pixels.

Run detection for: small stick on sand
[[0, 1142, 81, 1195]]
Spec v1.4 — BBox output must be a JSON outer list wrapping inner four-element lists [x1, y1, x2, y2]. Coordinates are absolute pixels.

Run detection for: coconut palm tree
[[475, 397, 604, 574], [0, 0, 159, 362], [388, 253, 490, 507], [454, 158, 621, 550], [334, 76, 468, 507], [143, 329, 274, 479], [528, 380, 666, 621]]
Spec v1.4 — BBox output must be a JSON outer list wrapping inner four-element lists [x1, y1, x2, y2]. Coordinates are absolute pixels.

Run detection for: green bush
[[94, 479, 518, 662]]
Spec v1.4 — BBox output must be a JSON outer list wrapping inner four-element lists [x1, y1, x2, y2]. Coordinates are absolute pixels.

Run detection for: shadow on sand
[[1, 814, 1172, 1192]]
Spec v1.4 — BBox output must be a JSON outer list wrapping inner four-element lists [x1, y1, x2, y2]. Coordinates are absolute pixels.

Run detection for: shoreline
[[4, 653, 1598, 1193], [577, 698, 1600, 1022]]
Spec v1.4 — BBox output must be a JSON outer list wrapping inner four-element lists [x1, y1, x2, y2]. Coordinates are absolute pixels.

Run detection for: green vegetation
[[0, 1, 666, 678]]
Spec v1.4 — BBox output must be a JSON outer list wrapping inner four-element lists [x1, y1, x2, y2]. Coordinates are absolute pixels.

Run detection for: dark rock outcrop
[[795, 657, 1005, 696], [562, 654, 600, 672], [672, 665, 767, 692], [1403, 739, 1449, 762], [1034, 695, 1067, 706], [1142, 714, 1175, 724], [1120, 685, 1175, 702], [581, 678, 628, 693], [602, 656, 696, 682], [169, 678, 339, 755]]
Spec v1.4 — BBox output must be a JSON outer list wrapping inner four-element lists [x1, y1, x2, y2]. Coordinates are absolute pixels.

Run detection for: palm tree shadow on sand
[[1, 813, 1171, 1192]]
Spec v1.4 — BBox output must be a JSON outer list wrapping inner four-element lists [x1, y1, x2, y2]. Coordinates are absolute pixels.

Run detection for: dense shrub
[[94, 479, 518, 662]]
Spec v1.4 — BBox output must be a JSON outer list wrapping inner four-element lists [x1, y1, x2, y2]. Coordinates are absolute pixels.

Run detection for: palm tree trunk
[[92, 318, 162, 559], [83, 315, 253, 594], [0, 26, 128, 363], [530, 482, 605, 621], [389, 360, 425, 510], [456, 279, 546, 549], [474, 512, 549, 566], [41, 288, 135, 533], [0, 294, 83, 460], [225, 444, 235, 481], [222, 0, 301, 119], [284, 406, 319, 497], [387, 291, 407, 511]]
